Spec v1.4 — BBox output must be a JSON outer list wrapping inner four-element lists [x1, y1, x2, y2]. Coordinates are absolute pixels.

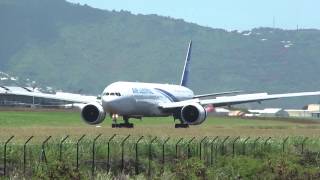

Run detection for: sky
[[66, 0, 319, 31]]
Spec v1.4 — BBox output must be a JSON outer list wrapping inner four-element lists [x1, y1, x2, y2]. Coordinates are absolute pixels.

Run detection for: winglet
[[180, 40, 192, 87]]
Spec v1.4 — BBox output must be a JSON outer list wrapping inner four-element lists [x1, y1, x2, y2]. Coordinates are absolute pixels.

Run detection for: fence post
[[301, 137, 309, 154], [215, 137, 220, 164], [40, 136, 51, 164], [3, 136, 14, 176], [242, 137, 250, 155], [59, 135, 69, 161], [187, 137, 195, 159], [92, 134, 102, 177], [199, 136, 207, 160], [148, 137, 157, 177], [76, 134, 86, 170], [162, 137, 170, 173], [121, 135, 130, 172], [135, 136, 144, 175], [23, 136, 33, 175], [253, 137, 261, 152], [204, 139, 212, 165], [107, 134, 117, 172], [175, 138, 184, 159], [264, 137, 272, 151], [210, 136, 219, 166], [232, 136, 240, 157], [220, 136, 229, 155], [282, 137, 289, 153]]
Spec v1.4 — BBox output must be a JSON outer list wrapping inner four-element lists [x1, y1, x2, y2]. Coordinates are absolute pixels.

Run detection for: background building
[[0, 86, 96, 108]]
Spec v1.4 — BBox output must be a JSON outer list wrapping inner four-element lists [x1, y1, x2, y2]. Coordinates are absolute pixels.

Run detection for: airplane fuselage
[[101, 81, 194, 117]]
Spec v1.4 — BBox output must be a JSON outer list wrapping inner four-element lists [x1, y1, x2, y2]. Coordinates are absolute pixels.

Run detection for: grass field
[[1, 109, 320, 141]]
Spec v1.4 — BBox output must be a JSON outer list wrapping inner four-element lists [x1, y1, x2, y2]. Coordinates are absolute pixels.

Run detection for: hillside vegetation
[[1, 0, 320, 107]]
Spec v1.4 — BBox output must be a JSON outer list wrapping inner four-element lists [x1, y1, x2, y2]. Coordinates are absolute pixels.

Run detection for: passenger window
[[132, 88, 138, 94]]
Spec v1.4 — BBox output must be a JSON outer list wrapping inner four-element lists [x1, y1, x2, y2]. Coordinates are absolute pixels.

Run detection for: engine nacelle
[[81, 102, 106, 125], [181, 103, 207, 125]]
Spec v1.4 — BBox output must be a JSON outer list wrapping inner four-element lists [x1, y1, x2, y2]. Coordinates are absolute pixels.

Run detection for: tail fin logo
[[180, 40, 192, 87]]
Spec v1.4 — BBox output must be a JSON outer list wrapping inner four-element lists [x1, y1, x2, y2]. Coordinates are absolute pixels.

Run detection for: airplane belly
[[134, 100, 164, 116], [103, 96, 136, 114], [103, 96, 165, 116]]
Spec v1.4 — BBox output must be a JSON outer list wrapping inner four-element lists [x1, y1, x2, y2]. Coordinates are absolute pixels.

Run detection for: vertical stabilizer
[[180, 40, 192, 87]]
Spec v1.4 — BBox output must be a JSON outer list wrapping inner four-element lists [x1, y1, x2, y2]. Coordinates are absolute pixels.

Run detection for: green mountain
[[1, 0, 320, 108]]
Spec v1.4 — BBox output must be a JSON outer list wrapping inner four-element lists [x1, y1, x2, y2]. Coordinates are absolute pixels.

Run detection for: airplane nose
[[102, 96, 117, 103], [102, 96, 120, 112]]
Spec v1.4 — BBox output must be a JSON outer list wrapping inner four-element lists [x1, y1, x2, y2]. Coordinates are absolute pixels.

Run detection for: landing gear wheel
[[112, 123, 134, 128], [121, 123, 134, 128], [111, 116, 134, 128], [175, 124, 189, 128]]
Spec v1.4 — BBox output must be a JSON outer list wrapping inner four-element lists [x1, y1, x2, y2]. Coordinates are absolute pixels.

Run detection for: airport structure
[[0, 86, 96, 108], [248, 108, 289, 117], [285, 104, 320, 118], [241, 105, 320, 119]]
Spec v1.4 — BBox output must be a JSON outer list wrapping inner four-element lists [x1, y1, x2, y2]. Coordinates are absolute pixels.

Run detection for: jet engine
[[81, 102, 106, 125], [180, 103, 207, 125]]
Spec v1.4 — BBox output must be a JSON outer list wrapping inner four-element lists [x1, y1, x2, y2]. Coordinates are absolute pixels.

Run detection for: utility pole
[[31, 81, 36, 108], [273, 16, 275, 29]]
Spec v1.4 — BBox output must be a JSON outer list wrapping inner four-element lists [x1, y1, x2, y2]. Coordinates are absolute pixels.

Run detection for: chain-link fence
[[0, 135, 319, 178]]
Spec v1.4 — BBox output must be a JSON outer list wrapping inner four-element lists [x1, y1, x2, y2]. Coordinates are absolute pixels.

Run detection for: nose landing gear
[[174, 119, 189, 128]]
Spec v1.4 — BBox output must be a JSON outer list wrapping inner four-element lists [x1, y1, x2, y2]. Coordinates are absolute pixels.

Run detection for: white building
[[247, 108, 289, 117], [307, 104, 320, 111], [284, 109, 312, 118], [209, 108, 230, 116]]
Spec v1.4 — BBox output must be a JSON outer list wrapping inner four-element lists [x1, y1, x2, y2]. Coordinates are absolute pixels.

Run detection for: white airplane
[[5, 41, 320, 128]]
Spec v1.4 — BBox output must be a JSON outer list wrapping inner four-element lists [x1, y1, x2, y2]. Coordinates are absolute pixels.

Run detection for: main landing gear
[[111, 115, 134, 128], [175, 123, 189, 128], [110, 114, 189, 128]]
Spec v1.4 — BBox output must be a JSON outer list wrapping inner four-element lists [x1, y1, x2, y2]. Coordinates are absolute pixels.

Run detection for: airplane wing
[[193, 90, 242, 98], [159, 91, 320, 109], [0, 90, 98, 104]]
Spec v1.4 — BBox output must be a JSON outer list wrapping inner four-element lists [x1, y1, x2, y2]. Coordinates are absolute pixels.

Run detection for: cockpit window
[[104, 92, 121, 96]]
